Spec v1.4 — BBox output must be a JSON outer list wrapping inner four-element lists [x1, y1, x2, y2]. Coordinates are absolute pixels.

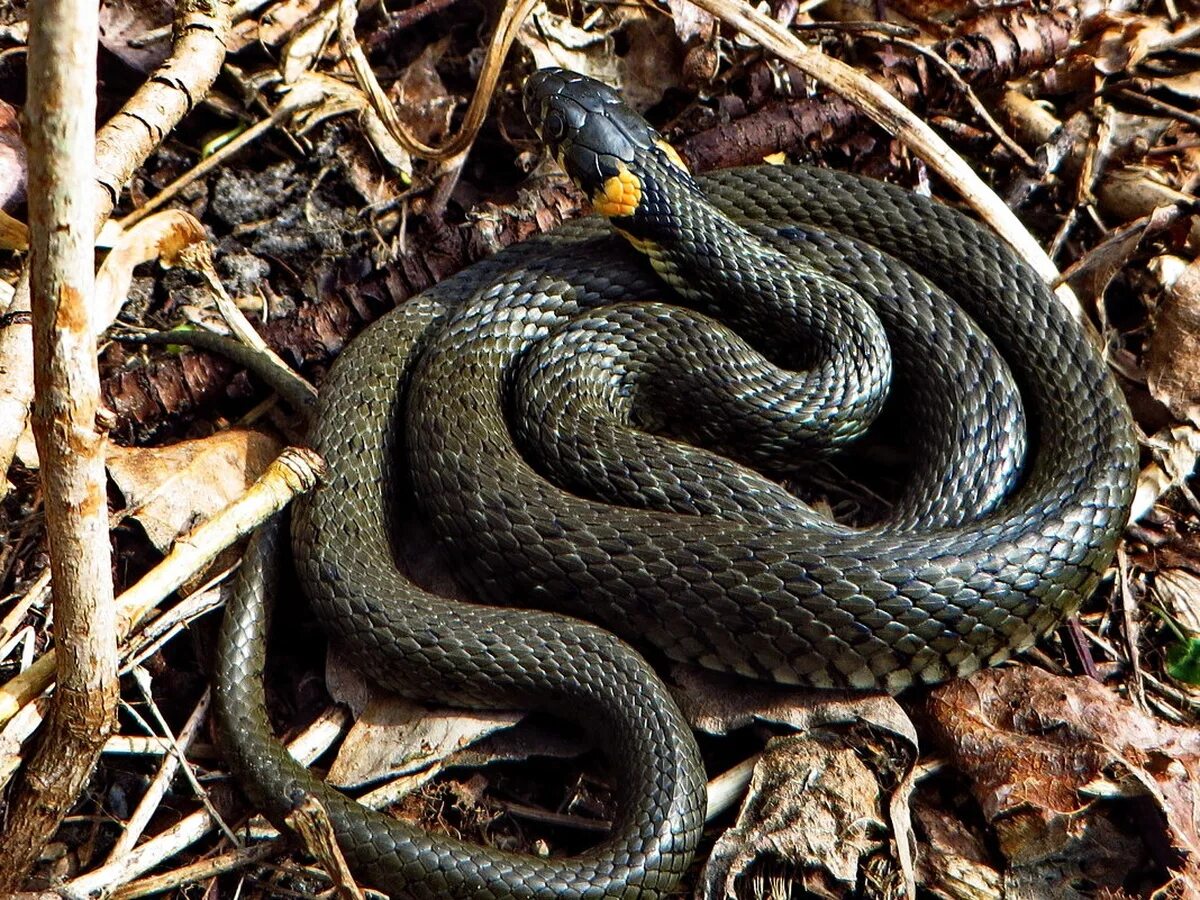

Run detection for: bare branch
[[0, 0, 231, 496], [0, 0, 116, 885]]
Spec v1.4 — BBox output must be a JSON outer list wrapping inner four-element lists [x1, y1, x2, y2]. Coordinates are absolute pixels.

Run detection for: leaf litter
[[1, 0, 1200, 896]]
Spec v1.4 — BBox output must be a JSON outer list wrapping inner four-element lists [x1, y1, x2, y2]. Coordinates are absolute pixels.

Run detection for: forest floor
[[1, 0, 1199, 896]]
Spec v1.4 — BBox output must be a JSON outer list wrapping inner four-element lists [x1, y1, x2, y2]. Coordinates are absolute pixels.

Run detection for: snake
[[213, 68, 1137, 898]]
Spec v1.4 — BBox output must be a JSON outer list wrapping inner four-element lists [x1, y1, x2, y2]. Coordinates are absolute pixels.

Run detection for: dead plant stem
[[0, 0, 116, 886]]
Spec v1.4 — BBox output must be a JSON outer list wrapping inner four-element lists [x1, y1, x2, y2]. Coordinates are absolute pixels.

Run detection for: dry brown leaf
[[519, 7, 622, 93], [0, 99, 25, 212], [619, 9, 688, 110], [518, 3, 682, 112], [1063, 204, 1181, 304], [1154, 568, 1200, 636], [701, 732, 913, 900], [911, 794, 1003, 900], [288, 72, 412, 177], [1097, 166, 1197, 235], [927, 667, 1200, 894], [388, 39, 457, 149], [0, 209, 27, 251], [99, 0, 174, 73], [326, 694, 521, 791], [1087, 12, 1179, 75], [1132, 425, 1200, 523], [281, 5, 337, 84], [671, 664, 916, 743], [229, 0, 324, 53], [324, 647, 522, 792], [1147, 256, 1200, 428], [97, 209, 208, 325], [667, 0, 715, 44], [673, 667, 917, 899], [106, 428, 283, 552]]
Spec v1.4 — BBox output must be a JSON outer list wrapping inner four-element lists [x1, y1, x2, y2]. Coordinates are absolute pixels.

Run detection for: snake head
[[525, 68, 696, 227]]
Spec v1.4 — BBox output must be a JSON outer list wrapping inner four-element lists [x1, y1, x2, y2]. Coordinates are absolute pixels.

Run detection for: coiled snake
[[213, 69, 1137, 898]]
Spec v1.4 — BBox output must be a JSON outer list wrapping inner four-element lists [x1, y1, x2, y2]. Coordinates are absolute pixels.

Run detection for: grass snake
[[213, 68, 1137, 898]]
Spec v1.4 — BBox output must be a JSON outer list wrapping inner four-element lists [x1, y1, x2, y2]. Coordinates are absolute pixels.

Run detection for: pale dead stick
[[685, 0, 1081, 319], [0, 448, 323, 729], [63, 705, 352, 898]]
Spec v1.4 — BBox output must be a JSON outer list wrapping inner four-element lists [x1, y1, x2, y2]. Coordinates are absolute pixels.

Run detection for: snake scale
[[213, 69, 1137, 898]]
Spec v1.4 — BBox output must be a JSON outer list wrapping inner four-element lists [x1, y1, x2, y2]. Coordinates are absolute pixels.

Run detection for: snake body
[[214, 69, 1137, 898]]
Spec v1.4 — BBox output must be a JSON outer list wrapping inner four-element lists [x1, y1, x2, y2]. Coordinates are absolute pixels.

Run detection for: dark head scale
[[524, 68, 694, 223]]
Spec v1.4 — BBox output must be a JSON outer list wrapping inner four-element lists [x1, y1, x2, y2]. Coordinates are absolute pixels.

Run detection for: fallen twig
[[0, 448, 323, 729], [62, 705, 351, 897]]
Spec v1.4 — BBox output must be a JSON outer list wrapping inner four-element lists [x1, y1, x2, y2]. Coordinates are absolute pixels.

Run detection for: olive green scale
[[214, 70, 1136, 900]]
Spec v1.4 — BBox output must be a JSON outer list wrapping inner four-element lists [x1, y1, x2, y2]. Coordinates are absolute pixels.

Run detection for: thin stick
[[0, 448, 323, 729], [890, 36, 1038, 169], [0, 0, 230, 496], [64, 706, 351, 896], [0, 0, 117, 885], [0, 568, 50, 649], [111, 841, 284, 899], [105, 689, 215, 860]]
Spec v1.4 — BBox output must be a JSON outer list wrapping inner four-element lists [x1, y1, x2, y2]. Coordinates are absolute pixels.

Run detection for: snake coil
[[214, 69, 1136, 899]]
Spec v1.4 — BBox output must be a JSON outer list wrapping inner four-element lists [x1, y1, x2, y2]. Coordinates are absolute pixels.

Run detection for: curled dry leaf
[[1147, 256, 1200, 428], [326, 694, 522, 792], [518, 3, 682, 112], [1131, 424, 1200, 524], [1155, 568, 1200, 636], [0, 98, 25, 211], [1085, 11, 1181, 76], [97, 209, 208, 326], [229, 0, 323, 53], [672, 667, 917, 899], [926, 667, 1200, 894], [98, 0, 174, 73], [665, 0, 717, 81], [288, 72, 412, 177], [389, 40, 457, 149], [518, 7, 621, 98], [671, 664, 916, 744], [324, 648, 522, 792], [666, 0, 715, 45], [911, 794, 1003, 900], [1062, 204, 1181, 307], [281, 4, 338, 85], [106, 428, 283, 553], [0, 209, 27, 251], [1097, 168, 1198, 246], [701, 732, 914, 900]]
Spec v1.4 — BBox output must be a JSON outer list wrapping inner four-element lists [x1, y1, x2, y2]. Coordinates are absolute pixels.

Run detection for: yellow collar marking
[[655, 139, 690, 174], [613, 225, 658, 257], [593, 161, 643, 218]]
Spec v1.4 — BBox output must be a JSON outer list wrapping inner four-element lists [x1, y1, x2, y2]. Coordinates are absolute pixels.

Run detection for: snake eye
[[541, 108, 568, 144]]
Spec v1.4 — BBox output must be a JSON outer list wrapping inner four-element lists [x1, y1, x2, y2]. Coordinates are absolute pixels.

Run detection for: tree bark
[[0, 0, 230, 496], [0, 0, 119, 888]]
